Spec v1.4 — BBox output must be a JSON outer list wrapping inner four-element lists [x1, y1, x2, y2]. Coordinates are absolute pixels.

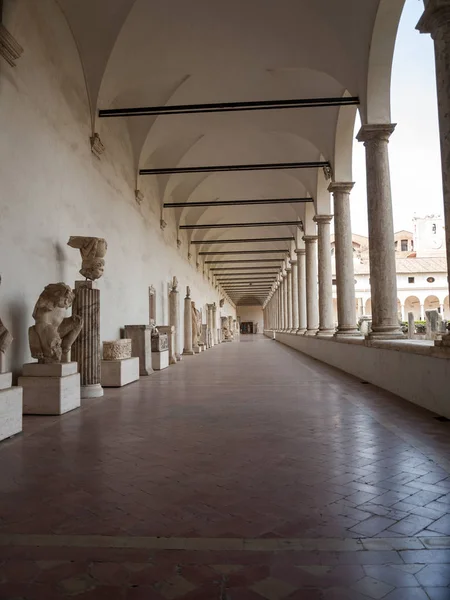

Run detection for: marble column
[[183, 288, 194, 355], [303, 236, 319, 336], [286, 264, 293, 331], [418, 1, 450, 345], [314, 215, 335, 336], [295, 249, 307, 334], [169, 284, 182, 361], [357, 124, 404, 339], [290, 259, 299, 331], [71, 281, 103, 398], [329, 182, 360, 337]]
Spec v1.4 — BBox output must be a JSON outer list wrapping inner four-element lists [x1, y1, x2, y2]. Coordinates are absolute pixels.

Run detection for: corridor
[[0, 336, 450, 599]]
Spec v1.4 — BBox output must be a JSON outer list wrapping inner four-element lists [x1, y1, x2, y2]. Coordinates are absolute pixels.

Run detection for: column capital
[[417, 0, 450, 36], [313, 214, 333, 225], [290, 259, 298, 266], [357, 124, 396, 144], [303, 235, 318, 243], [281, 272, 287, 279], [285, 266, 292, 272], [328, 182, 355, 195], [295, 248, 306, 256]]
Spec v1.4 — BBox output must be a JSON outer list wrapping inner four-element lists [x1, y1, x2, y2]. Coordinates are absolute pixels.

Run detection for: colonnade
[[265, 1, 450, 342]]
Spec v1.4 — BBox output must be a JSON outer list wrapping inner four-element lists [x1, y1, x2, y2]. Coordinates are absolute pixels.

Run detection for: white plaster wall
[[0, 0, 235, 377], [275, 333, 450, 419], [236, 306, 264, 333]]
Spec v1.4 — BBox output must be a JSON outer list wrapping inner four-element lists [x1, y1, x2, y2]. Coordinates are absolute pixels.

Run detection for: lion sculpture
[[29, 283, 83, 363]]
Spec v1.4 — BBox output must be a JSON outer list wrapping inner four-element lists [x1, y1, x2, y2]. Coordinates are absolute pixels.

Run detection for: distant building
[[331, 216, 448, 321]]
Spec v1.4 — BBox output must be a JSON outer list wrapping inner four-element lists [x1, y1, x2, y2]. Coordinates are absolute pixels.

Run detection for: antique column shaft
[[314, 215, 335, 336], [207, 304, 215, 347], [183, 292, 194, 355], [357, 124, 403, 339], [212, 304, 218, 344], [418, 1, 450, 344], [169, 287, 182, 360], [71, 281, 103, 398], [282, 274, 288, 330], [296, 249, 307, 333], [329, 182, 360, 336], [303, 236, 319, 335]]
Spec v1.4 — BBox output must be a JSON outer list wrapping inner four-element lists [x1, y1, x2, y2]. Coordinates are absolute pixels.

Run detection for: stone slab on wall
[[275, 332, 450, 419]]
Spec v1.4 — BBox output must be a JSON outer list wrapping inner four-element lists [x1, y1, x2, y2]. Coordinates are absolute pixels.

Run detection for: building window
[[427, 276, 435, 283], [401, 239, 408, 251], [408, 277, 415, 284]]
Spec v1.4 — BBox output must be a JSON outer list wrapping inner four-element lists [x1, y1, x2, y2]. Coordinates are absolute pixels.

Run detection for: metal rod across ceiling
[[163, 197, 313, 208], [99, 96, 359, 118], [140, 161, 329, 176], [181, 221, 301, 230], [205, 259, 283, 263], [199, 250, 288, 255], [191, 236, 294, 243]]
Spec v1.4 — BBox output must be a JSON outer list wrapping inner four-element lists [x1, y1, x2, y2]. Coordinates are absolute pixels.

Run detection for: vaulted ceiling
[[57, 0, 406, 305]]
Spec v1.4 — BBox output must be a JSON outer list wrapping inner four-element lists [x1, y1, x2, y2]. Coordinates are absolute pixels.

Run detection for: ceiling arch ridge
[[55, 0, 138, 127], [332, 90, 358, 182], [364, 0, 407, 124]]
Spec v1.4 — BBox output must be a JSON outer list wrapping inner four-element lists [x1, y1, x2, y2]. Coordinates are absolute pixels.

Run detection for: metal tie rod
[[191, 236, 294, 243], [199, 250, 288, 255], [140, 161, 329, 176], [99, 97, 359, 118], [181, 221, 300, 230], [164, 197, 313, 208]]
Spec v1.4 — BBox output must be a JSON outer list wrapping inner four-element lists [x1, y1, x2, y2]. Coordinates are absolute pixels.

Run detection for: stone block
[[124, 325, 153, 375], [103, 339, 132, 360], [0, 372, 12, 390], [22, 362, 78, 377], [0, 386, 22, 442], [19, 372, 81, 415], [101, 357, 139, 387], [152, 350, 169, 370]]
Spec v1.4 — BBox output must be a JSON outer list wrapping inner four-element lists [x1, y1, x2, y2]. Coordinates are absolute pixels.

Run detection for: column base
[[183, 350, 195, 355], [435, 334, 450, 349], [304, 329, 319, 336], [316, 329, 335, 338], [334, 329, 363, 338], [81, 383, 103, 399], [175, 354, 182, 361], [296, 329, 306, 335], [368, 329, 405, 340]]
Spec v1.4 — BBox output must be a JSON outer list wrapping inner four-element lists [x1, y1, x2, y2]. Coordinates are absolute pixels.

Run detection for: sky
[[350, 0, 443, 236]]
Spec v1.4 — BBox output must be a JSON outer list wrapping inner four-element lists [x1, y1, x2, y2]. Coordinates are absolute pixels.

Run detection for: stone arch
[[444, 296, 450, 319], [424, 295, 440, 313], [404, 296, 421, 321], [333, 92, 358, 181], [365, 0, 407, 124]]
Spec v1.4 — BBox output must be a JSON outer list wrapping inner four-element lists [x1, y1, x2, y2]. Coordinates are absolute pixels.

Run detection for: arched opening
[[365, 298, 372, 316], [424, 295, 440, 313], [444, 296, 450, 320], [404, 296, 421, 321]]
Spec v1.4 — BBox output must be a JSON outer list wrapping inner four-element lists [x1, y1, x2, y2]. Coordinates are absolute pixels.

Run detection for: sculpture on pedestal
[[29, 283, 83, 364], [221, 316, 232, 341], [219, 298, 225, 308], [67, 236, 107, 281], [171, 276, 178, 292]]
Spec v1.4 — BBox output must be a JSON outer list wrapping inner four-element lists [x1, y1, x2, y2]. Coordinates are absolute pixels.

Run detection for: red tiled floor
[[0, 334, 450, 598]]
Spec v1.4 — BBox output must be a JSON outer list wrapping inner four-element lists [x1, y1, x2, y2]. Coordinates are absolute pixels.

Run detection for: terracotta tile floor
[[1, 334, 449, 598]]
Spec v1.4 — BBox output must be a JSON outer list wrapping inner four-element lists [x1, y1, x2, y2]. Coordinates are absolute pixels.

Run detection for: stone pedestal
[[101, 357, 140, 387], [71, 281, 103, 398], [157, 326, 177, 364], [183, 295, 194, 355], [19, 362, 80, 415], [169, 286, 182, 361], [200, 324, 209, 349], [151, 332, 170, 370], [124, 325, 153, 375], [0, 371, 22, 442]]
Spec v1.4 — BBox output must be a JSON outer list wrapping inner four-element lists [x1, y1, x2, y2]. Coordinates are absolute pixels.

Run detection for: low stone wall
[[268, 331, 450, 419]]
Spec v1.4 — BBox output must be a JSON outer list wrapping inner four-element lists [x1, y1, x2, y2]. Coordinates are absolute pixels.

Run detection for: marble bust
[[67, 236, 107, 281], [29, 283, 83, 363]]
